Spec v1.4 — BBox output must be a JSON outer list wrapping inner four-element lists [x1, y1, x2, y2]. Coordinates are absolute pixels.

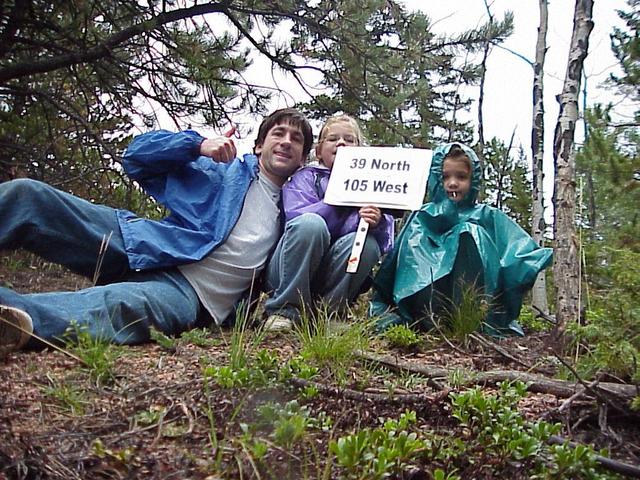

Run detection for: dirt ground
[[1, 251, 639, 479]]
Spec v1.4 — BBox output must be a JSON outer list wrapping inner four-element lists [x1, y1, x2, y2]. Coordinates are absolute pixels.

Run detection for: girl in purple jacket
[[263, 115, 394, 331]]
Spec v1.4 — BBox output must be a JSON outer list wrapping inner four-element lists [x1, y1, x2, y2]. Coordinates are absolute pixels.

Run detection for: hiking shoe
[[0, 305, 33, 358], [263, 314, 293, 332]]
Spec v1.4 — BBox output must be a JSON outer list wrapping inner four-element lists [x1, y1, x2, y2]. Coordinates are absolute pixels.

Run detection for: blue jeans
[[264, 213, 380, 320], [0, 179, 129, 281], [0, 179, 204, 345]]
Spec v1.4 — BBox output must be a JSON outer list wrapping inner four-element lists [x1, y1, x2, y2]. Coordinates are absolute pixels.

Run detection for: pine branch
[[0, 3, 229, 82]]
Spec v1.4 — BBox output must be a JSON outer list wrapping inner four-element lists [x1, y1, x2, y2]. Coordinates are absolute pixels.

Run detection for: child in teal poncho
[[370, 143, 553, 336]]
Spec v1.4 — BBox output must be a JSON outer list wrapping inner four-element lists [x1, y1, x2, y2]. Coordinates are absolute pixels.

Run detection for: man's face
[[255, 122, 306, 186]]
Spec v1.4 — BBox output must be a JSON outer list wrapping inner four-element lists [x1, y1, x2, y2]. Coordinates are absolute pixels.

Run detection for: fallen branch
[[548, 435, 640, 478], [289, 377, 450, 405], [552, 351, 631, 415], [558, 378, 601, 413], [357, 351, 638, 402], [532, 304, 557, 324], [470, 333, 534, 370]]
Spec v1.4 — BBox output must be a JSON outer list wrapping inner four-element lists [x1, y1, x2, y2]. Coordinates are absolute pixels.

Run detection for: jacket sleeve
[[122, 130, 205, 182], [370, 212, 395, 254], [282, 169, 350, 238]]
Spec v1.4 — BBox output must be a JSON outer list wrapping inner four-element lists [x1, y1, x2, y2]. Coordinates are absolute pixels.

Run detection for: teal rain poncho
[[370, 143, 553, 336]]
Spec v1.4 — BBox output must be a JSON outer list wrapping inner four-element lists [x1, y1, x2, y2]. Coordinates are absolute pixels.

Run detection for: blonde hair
[[317, 114, 364, 145]]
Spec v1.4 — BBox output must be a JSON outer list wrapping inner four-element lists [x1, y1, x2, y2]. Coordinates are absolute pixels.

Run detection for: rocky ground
[[1, 251, 639, 479]]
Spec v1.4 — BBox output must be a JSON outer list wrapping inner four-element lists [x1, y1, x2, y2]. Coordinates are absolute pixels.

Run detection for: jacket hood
[[427, 143, 482, 207]]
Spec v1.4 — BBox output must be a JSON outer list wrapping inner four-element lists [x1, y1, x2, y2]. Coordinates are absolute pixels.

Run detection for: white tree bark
[[531, 0, 550, 314], [552, 0, 594, 345]]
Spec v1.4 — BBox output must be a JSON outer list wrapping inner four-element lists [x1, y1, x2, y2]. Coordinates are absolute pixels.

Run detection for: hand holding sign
[[324, 146, 432, 272], [358, 205, 382, 226]]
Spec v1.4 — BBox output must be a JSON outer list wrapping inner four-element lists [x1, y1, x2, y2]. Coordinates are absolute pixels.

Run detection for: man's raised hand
[[199, 126, 237, 163]]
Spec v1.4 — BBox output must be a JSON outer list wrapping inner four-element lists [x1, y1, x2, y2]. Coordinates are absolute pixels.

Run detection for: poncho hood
[[427, 142, 482, 208]]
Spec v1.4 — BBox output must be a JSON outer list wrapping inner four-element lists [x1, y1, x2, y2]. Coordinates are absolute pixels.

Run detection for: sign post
[[324, 146, 432, 272], [345, 218, 370, 273]]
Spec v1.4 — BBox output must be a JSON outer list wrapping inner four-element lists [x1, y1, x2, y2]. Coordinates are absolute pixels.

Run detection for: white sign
[[324, 146, 431, 211]]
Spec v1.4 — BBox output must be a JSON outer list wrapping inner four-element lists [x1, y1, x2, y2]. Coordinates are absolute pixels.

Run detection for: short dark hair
[[445, 143, 472, 170], [446, 144, 466, 159], [254, 108, 313, 158]]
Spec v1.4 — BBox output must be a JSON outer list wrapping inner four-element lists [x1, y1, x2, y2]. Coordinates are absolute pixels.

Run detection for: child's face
[[442, 156, 472, 202], [315, 122, 359, 170]]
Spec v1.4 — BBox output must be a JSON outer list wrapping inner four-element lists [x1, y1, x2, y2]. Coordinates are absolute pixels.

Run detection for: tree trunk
[[531, 0, 550, 314], [475, 1, 495, 186], [552, 0, 594, 347], [582, 75, 598, 231], [477, 1, 494, 152]]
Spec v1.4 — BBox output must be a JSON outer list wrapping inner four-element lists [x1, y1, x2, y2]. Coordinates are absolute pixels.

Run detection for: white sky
[[408, 0, 632, 139]]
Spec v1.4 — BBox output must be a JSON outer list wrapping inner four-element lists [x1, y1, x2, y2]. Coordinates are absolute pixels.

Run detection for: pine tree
[[0, 1, 256, 206], [610, 0, 640, 109], [482, 138, 532, 232], [292, 1, 513, 147]]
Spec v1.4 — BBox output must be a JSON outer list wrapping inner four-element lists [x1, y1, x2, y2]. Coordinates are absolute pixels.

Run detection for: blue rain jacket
[[117, 130, 260, 270], [370, 143, 553, 336]]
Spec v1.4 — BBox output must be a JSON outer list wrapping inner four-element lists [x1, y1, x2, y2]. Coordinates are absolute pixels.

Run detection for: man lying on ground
[[0, 108, 312, 357]]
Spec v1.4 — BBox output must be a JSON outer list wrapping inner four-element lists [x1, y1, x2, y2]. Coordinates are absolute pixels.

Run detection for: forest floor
[[1, 251, 639, 479]]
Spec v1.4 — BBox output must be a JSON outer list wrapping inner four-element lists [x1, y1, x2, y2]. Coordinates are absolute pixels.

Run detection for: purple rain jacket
[[282, 165, 394, 254]]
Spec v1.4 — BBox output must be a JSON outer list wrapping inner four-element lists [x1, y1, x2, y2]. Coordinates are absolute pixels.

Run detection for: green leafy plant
[[249, 439, 269, 460], [255, 400, 330, 449], [442, 280, 490, 343], [397, 370, 426, 391], [450, 381, 620, 478], [518, 306, 552, 333], [329, 410, 426, 479], [447, 367, 474, 389], [91, 438, 135, 465], [201, 304, 275, 389], [132, 406, 165, 428], [300, 384, 320, 400], [62, 324, 121, 386], [572, 245, 640, 382], [204, 365, 249, 389], [567, 306, 639, 382], [293, 303, 371, 382], [273, 411, 308, 448], [432, 468, 461, 480], [202, 348, 281, 390], [536, 443, 614, 479], [149, 326, 177, 351], [450, 382, 555, 460], [180, 327, 221, 348], [278, 355, 319, 381], [237, 424, 270, 461], [43, 376, 88, 415], [383, 324, 422, 350], [254, 348, 280, 374]]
